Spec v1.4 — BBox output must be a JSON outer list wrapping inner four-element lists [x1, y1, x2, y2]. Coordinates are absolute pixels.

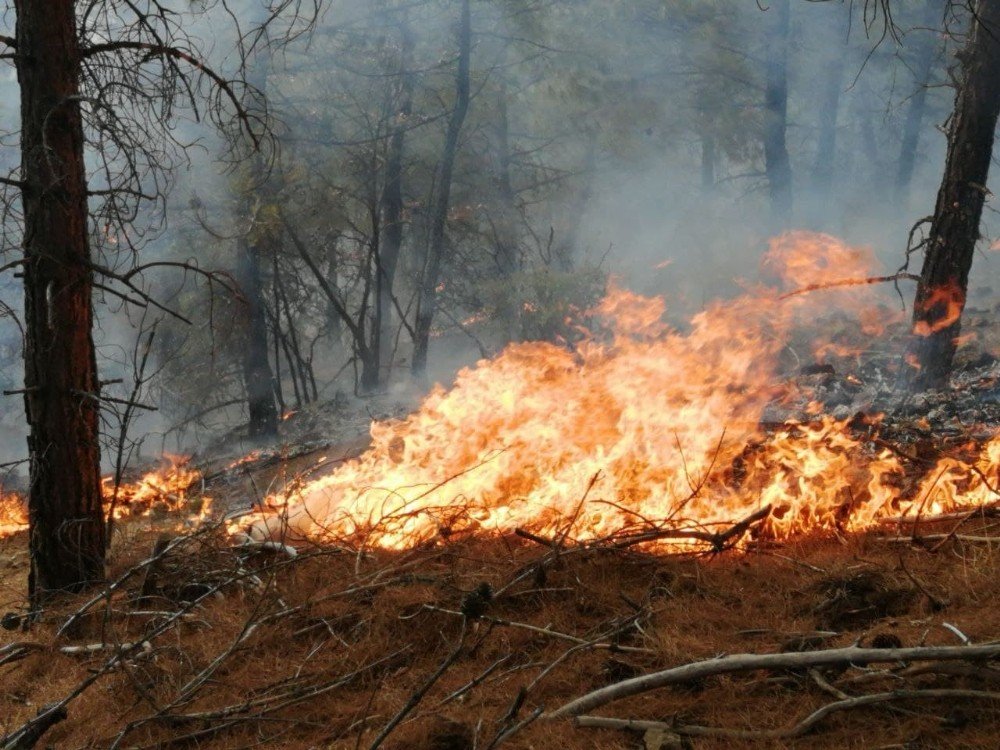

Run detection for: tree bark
[[236, 50, 279, 438], [904, 0, 1000, 391], [763, 0, 793, 228], [236, 237, 279, 438], [16, 0, 107, 600], [412, 0, 471, 376], [895, 0, 942, 207]]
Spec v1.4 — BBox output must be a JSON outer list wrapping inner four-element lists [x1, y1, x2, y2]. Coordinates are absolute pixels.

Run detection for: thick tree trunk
[[895, 0, 941, 207], [16, 0, 107, 600], [237, 52, 279, 437], [412, 0, 471, 376], [904, 0, 1000, 391], [377, 23, 414, 386], [236, 238, 279, 438], [763, 0, 793, 228]]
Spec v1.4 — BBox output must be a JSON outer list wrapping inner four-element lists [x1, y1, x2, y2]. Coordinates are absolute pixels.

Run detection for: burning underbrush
[[5, 231, 1000, 746], [234, 232, 1000, 553], [0, 455, 209, 539]]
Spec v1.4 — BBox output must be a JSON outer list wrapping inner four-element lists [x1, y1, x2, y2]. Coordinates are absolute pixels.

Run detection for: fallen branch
[[422, 605, 654, 654], [2, 704, 67, 750], [574, 688, 1000, 740], [547, 643, 1000, 718], [368, 620, 468, 749], [777, 272, 920, 301], [610, 505, 772, 552]]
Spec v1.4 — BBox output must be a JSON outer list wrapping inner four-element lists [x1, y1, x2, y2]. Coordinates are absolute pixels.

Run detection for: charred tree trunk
[[904, 0, 1000, 391], [763, 0, 793, 228], [377, 22, 413, 386], [236, 238, 279, 438], [412, 0, 471, 376], [281, 213, 378, 392], [236, 48, 279, 438], [895, 1, 942, 207], [324, 236, 343, 343], [16, 0, 107, 600]]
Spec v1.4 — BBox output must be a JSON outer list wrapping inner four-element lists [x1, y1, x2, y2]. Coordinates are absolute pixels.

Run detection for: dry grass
[[3, 514, 1000, 749]]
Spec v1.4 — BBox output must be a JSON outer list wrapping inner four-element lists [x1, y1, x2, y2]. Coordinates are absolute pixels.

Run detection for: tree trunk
[[904, 0, 1000, 391], [895, 0, 942, 207], [16, 0, 107, 601], [412, 0, 471, 376], [491, 59, 522, 344], [377, 22, 413, 386], [763, 0, 793, 228], [236, 238, 279, 438], [810, 11, 848, 203]]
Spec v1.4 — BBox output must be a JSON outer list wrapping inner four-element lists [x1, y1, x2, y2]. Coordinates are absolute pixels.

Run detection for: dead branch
[[547, 643, 1000, 718], [422, 604, 654, 655], [368, 619, 468, 749], [2, 704, 66, 750], [574, 688, 1000, 740], [610, 505, 773, 552], [777, 272, 920, 300]]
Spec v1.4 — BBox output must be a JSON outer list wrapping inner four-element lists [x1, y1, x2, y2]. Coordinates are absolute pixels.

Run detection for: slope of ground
[[3, 507, 1000, 749]]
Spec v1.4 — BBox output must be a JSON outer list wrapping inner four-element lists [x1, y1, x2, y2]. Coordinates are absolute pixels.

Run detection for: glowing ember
[[228, 449, 265, 469]]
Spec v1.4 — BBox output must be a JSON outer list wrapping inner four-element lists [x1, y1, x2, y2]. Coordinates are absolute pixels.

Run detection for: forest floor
[[3, 494, 1000, 749], [4, 310, 1000, 749]]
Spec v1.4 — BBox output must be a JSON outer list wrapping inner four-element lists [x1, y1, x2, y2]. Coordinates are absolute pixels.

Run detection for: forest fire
[[0, 489, 27, 536], [102, 455, 209, 522], [240, 233, 1000, 551], [0, 457, 208, 539]]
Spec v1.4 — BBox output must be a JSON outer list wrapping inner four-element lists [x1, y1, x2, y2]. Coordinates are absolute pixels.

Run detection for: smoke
[[0, 0, 994, 470]]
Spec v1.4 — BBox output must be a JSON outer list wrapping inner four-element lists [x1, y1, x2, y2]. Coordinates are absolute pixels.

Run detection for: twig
[[610, 505, 772, 552], [422, 605, 654, 654]]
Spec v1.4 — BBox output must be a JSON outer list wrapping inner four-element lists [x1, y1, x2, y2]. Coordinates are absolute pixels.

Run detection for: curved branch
[[81, 40, 260, 146], [548, 643, 1000, 719]]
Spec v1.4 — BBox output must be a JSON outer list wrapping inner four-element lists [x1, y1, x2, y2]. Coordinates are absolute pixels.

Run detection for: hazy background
[[1, 0, 996, 474]]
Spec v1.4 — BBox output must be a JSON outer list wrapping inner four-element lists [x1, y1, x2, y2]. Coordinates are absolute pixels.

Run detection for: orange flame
[[913, 283, 964, 337], [235, 232, 999, 551], [0, 490, 27, 537], [103, 455, 209, 523]]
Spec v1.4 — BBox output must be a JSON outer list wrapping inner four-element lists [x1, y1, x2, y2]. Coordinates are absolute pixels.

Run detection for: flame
[[913, 283, 964, 337], [234, 232, 1000, 551], [228, 449, 265, 468], [0, 457, 212, 540], [0, 490, 27, 537], [103, 455, 209, 523]]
